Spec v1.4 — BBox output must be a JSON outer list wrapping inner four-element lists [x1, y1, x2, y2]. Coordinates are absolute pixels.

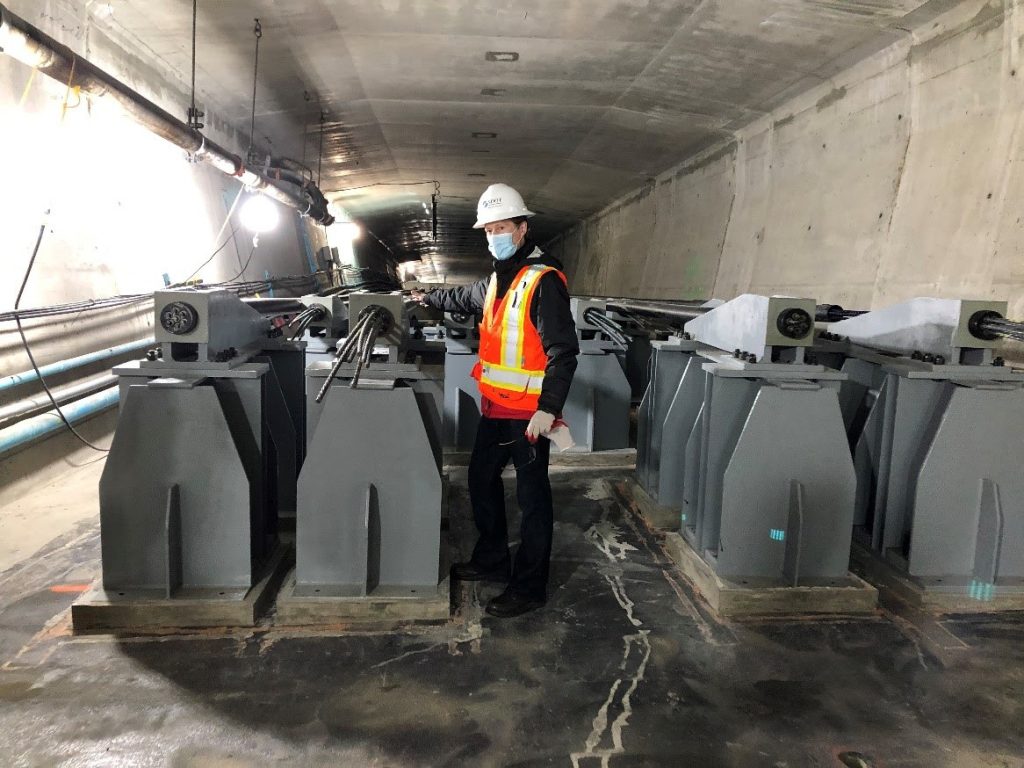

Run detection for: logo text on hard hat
[[482, 198, 503, 209]]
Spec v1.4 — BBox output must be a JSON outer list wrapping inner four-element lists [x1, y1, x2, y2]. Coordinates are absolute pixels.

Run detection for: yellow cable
[[18, 68, 37, 108], [60, 56, 77, 121]]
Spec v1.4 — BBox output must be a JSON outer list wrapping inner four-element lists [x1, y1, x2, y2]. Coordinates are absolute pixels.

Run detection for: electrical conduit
[[0, 372, 117, 424], [0, 339, 152, 393], [0, 386, 118, 456]]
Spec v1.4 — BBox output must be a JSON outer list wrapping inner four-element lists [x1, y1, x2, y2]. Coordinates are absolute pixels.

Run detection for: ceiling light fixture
[[472, 132, 497, 139], [485, 51, 519, 62]]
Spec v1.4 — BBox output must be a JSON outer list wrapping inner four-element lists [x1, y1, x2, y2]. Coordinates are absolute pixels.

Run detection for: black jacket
[[424, 239, 579, 414]]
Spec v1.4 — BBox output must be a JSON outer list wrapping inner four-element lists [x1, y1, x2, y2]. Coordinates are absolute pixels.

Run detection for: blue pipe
[[0, 386, 118, 456], [0, 339, 152, 393]]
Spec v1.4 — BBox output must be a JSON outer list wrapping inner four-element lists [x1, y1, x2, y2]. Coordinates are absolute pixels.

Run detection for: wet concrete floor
[[0, 467, 1022, 767]]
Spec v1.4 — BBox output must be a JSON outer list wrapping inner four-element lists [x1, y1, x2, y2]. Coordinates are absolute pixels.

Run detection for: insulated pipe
[[0, 338, 152, 393], [0, 386, 117, 457], [815, 304, 867, 322], [0, 4, 334, 226], [609, 297, 873, 325], [0, 372, 116, 424], [269, 156, 315, 179], [606, 299, 707, 322], [585, 295, 709, 308]]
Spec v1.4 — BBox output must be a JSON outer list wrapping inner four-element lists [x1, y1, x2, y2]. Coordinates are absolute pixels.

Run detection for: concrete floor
[[1, 462, 1023, 767], [0, 412, 115, 574]]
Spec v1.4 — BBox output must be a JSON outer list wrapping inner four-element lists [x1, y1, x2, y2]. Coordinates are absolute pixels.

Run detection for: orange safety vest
[[472, 263, 567, 411]]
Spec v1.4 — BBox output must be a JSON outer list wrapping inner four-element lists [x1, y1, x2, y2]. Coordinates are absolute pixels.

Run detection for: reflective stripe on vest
[[496, 265, 550, 370], [478, 360, 544, 395]]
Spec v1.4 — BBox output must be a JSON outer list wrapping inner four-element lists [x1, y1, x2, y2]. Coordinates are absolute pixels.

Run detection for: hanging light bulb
[[240, 194, 280, 234]]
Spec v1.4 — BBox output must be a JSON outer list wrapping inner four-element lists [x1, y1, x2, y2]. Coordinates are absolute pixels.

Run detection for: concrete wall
[[0, 0, 333, 385], [548, 0, 1024, 323], [0, 0, 370, 500]]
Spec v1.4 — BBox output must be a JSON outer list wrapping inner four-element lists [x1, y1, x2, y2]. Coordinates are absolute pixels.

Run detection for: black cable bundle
[[287, 305, 327, 340], [314, 305, 389, 402], [11, 218, 110, 451], [977, 316, 1024, 343], [583, 308, 630, 349]]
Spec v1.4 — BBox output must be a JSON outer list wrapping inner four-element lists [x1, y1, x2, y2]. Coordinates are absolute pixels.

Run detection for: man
[[417, 183, 579, 618]]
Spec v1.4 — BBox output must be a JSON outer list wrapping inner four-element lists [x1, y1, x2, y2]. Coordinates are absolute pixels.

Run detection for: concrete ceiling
[[98, 0, 935, 281]]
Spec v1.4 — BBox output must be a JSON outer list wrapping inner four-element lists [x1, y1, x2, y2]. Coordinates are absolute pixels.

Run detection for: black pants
[[467, 416, 553, 601]]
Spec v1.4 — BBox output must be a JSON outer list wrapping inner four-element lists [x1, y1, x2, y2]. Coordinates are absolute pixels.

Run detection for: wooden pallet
[[661, 532, 878, 618], [444, 448, 636, 469], [71, 542, 290, 632], [274, 572, 451, 627], [849, 540, 1024, 615], [612, 477, 877, 617], [609, 477, 681, 531]]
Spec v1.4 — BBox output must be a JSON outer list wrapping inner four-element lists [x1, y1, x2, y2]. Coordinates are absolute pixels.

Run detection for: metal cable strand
[[0, 295, 152, 322], [593, 314, 629, 346], [286, 308, 313, 328], [289, 306, 326, 340], [317, 110, 326, 187], [606, 299, 705, 323], [335, 312, 372, 361], [188, 0, 199, 128], [348, 322, 374, 389], [247, 18, 262, 157], [349, 309, 384, 389], [980, 317, 1024, 342], [584, 308, 629, 348], [314, 311, 373, 402], [611, 306, 652, 330], [0, 272, 324, 325], [288, 314, 312, 340]]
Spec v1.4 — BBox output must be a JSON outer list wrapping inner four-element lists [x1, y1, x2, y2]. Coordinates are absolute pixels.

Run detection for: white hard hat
[[473, 183, 536, 228]]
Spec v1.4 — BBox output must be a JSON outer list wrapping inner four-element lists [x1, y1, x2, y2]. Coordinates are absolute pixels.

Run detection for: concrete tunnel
[[1, 1, 1024, 766]]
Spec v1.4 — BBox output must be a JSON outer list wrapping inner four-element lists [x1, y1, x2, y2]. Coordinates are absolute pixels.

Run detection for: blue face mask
[[487, 232, 518, 261]]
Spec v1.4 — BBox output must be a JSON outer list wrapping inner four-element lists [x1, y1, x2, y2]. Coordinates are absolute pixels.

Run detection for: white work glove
[[525, 410, 556, 442]]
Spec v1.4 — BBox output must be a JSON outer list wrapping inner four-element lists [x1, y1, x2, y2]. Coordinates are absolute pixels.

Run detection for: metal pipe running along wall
[[0, 4, 335, 226], [0, 372, 116, 424], [0, 338, 152, 393], [0, 386, 117, 457]]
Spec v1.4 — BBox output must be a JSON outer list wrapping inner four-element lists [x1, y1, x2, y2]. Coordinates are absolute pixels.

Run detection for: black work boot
[[485, 589, 545, 618], [451, 560, 511, 583]]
